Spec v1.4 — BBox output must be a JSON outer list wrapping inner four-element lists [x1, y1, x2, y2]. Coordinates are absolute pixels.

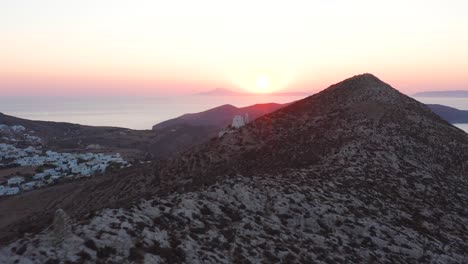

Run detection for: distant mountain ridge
[[427, 104, 468, 123], [414, 90, 468, 97]]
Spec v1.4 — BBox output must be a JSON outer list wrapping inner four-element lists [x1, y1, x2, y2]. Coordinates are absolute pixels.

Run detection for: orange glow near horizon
[[1, 0, 468, 96]]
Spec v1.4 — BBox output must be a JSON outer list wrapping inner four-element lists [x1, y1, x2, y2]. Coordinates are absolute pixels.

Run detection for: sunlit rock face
[[1, 74, 468, 263]]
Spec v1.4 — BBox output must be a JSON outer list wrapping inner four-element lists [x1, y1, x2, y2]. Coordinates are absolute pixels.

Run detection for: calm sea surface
[[0, 95, 303, 130], [0, 95, 467, 132]]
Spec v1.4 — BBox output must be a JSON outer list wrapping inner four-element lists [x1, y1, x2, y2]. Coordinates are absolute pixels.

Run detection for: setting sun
[[255, 75, 270, 93]]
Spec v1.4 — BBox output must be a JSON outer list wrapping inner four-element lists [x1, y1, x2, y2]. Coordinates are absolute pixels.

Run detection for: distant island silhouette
[[413, 90, 468, 97]]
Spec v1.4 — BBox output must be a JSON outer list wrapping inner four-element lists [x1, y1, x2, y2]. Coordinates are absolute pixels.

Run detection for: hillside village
[[0, 113, 252, 196], [0, 124, 127, 196]]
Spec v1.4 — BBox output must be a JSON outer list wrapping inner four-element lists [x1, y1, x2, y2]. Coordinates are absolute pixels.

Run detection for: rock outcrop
[[50, 209, 73, 247]]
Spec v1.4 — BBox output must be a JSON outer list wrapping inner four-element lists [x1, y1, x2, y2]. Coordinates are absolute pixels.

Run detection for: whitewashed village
[[0, 124, 128, 196], [1, 114, 249, 196]]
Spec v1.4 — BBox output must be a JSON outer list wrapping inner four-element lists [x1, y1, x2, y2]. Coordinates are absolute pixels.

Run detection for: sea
[[0, 95, 302, 130], [0, 95, 467, 132]]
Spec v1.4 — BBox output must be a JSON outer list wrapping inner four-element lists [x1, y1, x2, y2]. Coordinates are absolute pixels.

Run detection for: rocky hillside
[[1, 74, 468, 263], [2, 172, 467, 263], [158, 74, 468, 190]]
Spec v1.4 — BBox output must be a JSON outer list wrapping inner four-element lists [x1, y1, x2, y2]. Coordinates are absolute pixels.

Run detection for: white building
[[44, 169, 61, 177], [33, 172, 46, 180], [50, 175, 62, 180], [7, 177, 25, 186], [232, 115, 246, 128], [0, 187, 20, 195], [24, 146, 37, 153], [21, 181, 39, 190], [11, 125, 26, 132]]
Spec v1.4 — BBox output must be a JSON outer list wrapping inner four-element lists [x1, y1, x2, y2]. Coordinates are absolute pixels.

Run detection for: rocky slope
[[158, 74, 468, 191], [2, 172, 467, 263], [1, 74, 468, 263]]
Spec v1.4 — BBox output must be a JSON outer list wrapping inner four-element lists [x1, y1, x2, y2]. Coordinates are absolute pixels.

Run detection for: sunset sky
[[1, 0, 467, 96]]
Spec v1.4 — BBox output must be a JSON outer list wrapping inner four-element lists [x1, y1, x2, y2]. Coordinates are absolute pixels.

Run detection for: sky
[[1, 0, 468, 96]]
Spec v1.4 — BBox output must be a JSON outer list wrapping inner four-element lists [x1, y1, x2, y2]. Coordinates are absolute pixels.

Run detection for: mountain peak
[[304, 73, 408, 110], [348, 72, 381, 81], [158, 73, 458, 188], [326, 73, 391, 93]]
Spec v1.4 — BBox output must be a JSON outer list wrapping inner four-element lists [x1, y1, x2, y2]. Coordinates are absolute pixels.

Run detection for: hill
[[151, 103, 287, 158], [426, 104, 468, 123], [1, 74, 468, 263], [153, 103, 286, 131], [0, 112, 220, 161], [0, 112, 156, 160]]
